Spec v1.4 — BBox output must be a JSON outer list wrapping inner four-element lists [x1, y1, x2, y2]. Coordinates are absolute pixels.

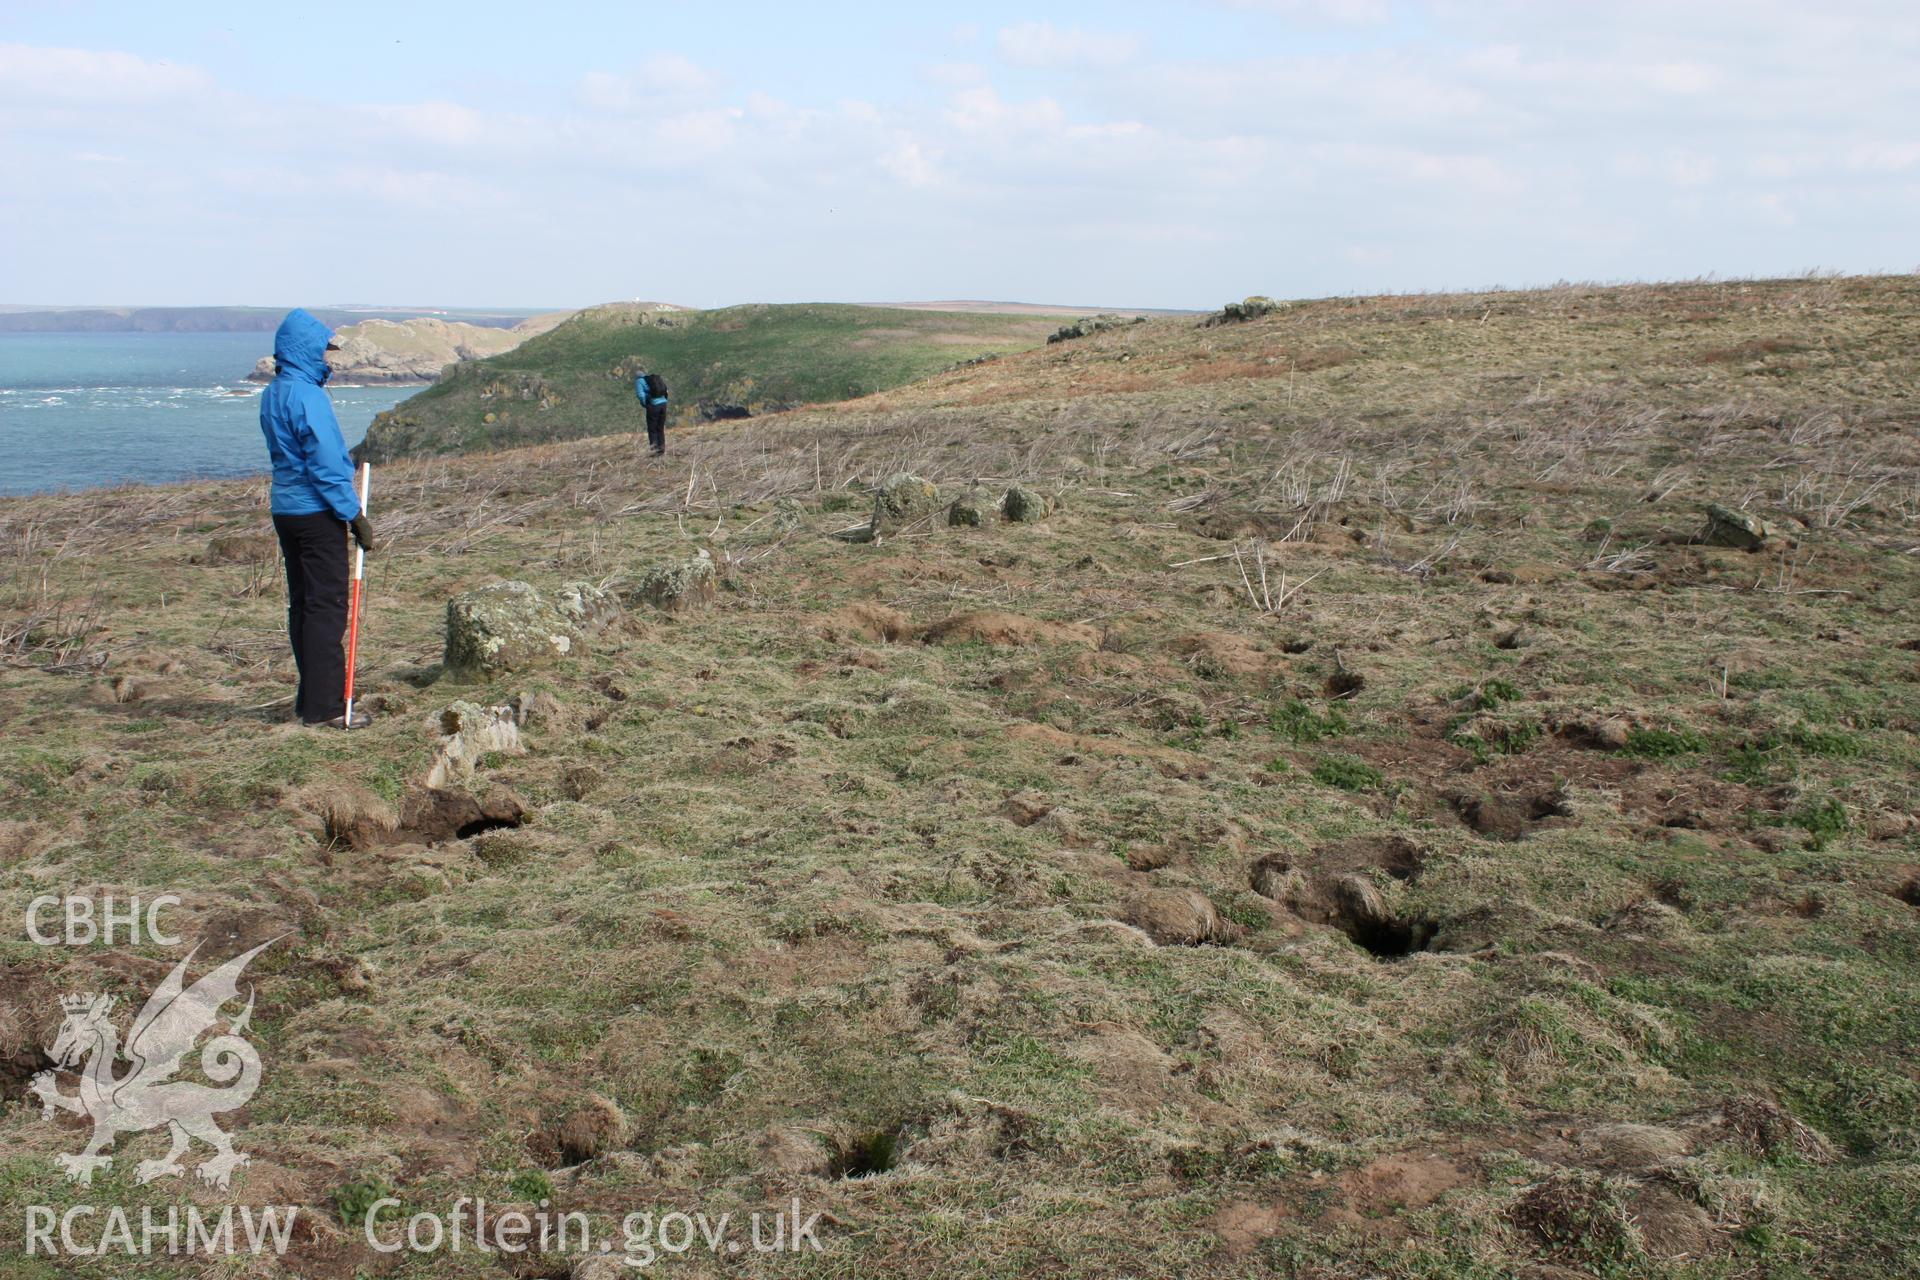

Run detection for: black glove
[[350, 514, 378, 553]]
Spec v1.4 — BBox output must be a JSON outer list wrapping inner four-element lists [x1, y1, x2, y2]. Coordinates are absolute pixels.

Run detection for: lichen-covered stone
[[1047, 314, 1137, 344], [1203, 295, 1283, 327], [625, 550, 716, 613], [872, 473, 939, 525], [948, 495, 987, 527], [1003, 484, 1051, 523], [426, 700, 524, 788], [1699, 503, 1773, 549], [444, 581, 581, 676], [551, 580, 620, 631]]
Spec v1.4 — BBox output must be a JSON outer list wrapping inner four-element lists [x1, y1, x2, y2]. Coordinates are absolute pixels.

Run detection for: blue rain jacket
[[634, 373, 668, 407], [259, 309, 362, 520]]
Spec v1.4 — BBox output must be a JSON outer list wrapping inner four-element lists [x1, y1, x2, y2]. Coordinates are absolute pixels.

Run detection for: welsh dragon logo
[[30, 937, 279, 1191]]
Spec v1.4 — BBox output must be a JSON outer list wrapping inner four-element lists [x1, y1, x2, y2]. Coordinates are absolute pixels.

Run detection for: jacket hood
[[273, 308, 334, 385]]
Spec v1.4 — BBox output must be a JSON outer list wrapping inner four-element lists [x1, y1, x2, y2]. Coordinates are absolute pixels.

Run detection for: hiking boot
[[307, 709, 372, 730]]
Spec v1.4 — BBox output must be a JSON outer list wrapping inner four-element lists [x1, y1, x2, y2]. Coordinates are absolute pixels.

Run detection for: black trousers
[[272, 513, 350, 723], [645, 403, 667, 455]]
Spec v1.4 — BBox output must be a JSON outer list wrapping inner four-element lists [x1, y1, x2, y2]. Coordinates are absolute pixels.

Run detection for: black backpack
[[645, 373, 669, 401]]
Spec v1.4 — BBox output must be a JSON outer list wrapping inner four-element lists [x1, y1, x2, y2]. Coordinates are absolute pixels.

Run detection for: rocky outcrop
[[1003, 484, 1051, 523], [426, 701, 524, 788], [1047, 314, 1139, 344], [551, 581, 620, 631], [249, 314, 570, 385], [874, 473, 939, 526], [1202, 295, 1283, 327], [620, 552, 717, 613], [846, 473, 942, 543], [1698, 503, 1774, 550], [444, 581, 582, 677], [948, 489, 990, 527]]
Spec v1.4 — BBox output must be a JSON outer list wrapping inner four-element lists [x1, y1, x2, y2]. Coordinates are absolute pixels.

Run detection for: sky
[[2, 0, 1917, 310]]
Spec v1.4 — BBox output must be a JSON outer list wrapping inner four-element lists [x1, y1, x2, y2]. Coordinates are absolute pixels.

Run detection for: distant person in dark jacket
[[259, 308, 376, 728], [635, 369, 670, 456]]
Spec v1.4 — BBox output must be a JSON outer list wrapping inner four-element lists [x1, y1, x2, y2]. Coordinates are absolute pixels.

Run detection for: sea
[[0, 332, 412, 498]]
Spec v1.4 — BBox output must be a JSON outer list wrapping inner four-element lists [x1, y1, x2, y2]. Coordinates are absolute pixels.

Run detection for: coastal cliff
[[248, 313, 571, 385]]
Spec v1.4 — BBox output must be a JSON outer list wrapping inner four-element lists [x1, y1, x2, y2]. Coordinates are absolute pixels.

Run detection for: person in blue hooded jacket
[[634, 368, 670, 456], [259, 308, 377, 728]]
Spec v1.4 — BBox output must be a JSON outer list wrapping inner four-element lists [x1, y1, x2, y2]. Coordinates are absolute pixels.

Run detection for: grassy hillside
[[359, 302, 1060, 461], [2, 275, 1918, 1278]]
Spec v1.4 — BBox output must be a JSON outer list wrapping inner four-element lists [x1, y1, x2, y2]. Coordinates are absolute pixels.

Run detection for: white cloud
[[879, 139, 943, 188], [653, 107, 744, 153], [923, 61, 987, 88], [3, 8, 1917, 307], [1843, 141, 1920, 174], [942, 85, 1069, 135], [577, 70, 633, 112], [576, 55, 721, 112], [1637, 61, 1721, 94], [0, 43, 210, 103], [1222, 0, 1392, 24], [361, 100, 495, 149], [996, 22, 1142, 69]]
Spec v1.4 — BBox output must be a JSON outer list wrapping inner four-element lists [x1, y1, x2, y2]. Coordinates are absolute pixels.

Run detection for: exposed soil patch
[[1315, 835, 1426, 881], [1328, 1152, 1472, 1224], [1209, 1198, 1294, 1258], [1416, 720, 1784, 841], [1213, 1151, 1473, 1255], [1893, 874, 1920, 908], [0, 981, 55, 1097], [1252, 836, 1434, 958], [1000, 791, 1054, 826], [397, 788, 528, 845], [534, 1094, 626, 1167], [1167, 630, 1273, 676], [817, 602, 915, 643], [1345, 913, 1437, 959], [1323, 663, 1366, 699], [1511, 1172, 1633, 1265], [1452, 787, 1571, 840], [831, 1127, 905, 1178]]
